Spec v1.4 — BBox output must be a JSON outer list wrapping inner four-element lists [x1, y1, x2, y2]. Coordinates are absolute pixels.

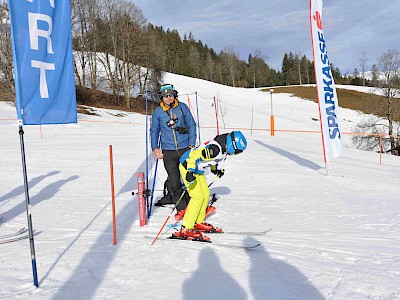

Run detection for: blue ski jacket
[[150, 102, 197, 151]]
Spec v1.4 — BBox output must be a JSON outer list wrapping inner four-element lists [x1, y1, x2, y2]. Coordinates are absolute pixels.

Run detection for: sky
[[130, 0, 400, 74], [1, 71, 400, 298]]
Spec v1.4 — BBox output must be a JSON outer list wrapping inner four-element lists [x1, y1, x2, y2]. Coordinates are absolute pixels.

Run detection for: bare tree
[[359, 52, 368, 87], [221, 46, 240, 87], [204, 52, 214, 81], [116, 1, 147, 108], [139, 25, 163, 96], [353, 49, 400, 155], [188, 45, 201, 78], [0, 2, 15, 100], [249, 50, 268, 88], [218, 97, 228, 129], [294, 52, 303, 85], [377, 49, 400, 154]]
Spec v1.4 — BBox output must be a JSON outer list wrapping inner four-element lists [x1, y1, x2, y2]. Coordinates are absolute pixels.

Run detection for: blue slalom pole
[[19, 125, 39, 287], [195, 91, 201, 145], [148, 137, 160, 218], [147, 158, 159, 219], [145, 81, 150, 210]]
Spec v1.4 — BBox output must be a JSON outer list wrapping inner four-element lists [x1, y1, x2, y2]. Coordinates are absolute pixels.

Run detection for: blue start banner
[[8, 0, 77, 125]]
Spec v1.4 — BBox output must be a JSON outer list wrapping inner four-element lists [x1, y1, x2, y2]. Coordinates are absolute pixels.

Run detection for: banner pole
[[18, 123, 39, 287]]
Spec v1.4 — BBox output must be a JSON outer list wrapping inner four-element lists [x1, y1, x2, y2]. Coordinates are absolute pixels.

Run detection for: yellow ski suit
[[179, 140, 226, 229]]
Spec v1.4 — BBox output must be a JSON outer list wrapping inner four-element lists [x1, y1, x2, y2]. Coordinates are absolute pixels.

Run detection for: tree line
[[0, 1, 397, 109], [0, 0, 317, 106]]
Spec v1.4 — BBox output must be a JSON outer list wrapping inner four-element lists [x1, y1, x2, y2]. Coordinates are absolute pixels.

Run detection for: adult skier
[[150, 84, 196, 212], [172, 130, 247, 241]]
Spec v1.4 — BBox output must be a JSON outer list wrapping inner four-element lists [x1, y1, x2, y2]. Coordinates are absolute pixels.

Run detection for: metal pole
[[270, 89, 274, 116], [18, 124, 39, 287], [270, 89, 275, 136]]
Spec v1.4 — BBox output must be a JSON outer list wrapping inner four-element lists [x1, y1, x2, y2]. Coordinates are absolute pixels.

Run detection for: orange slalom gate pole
[[109, 145, 117, 245], [270, 115, 275, 136]]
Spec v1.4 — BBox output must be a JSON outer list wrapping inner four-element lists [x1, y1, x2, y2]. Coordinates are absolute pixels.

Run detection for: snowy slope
[[1, 74, 399, 300]]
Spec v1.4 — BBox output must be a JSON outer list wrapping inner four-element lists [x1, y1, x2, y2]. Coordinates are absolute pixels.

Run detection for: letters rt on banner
[[8, 0, 77, 125]]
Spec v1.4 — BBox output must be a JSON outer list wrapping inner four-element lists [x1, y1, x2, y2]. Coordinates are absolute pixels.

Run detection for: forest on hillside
[[0, 0, 362, 104], [0, 1, 398, 109]]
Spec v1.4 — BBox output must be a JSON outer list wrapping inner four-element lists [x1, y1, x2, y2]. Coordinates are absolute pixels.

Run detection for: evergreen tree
[[351, 68, 362, 85]]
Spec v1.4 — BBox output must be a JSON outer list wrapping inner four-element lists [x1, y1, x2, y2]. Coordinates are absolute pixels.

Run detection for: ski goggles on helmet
[[230, 132, 243, 155]]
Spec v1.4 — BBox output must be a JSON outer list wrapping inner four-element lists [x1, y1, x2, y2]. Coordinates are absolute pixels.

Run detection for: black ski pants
[[162, 147, 190, 211]]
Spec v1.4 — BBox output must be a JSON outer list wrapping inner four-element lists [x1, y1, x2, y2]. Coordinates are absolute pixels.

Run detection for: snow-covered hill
[[1, 74, 399, 299]]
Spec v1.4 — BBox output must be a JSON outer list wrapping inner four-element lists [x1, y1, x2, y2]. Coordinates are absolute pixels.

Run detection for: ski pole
[[170, 175, 221, 227], [147, 138, 161, 219], [151, 173, 222, 245], [151, 189, 187, 245]]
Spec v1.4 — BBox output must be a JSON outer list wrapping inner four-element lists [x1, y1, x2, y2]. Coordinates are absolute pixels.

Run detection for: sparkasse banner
[[8, 0, 77, 125], [310, 0, 344, 162]]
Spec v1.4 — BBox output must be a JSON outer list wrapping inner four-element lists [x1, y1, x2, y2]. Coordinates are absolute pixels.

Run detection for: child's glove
[[211, 169, 225, 178], [186, 171, 196, 184]]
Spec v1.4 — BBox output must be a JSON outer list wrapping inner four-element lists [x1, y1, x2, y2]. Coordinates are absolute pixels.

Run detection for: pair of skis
[[0, 227, 30, 245], [146, 228, 271, 249]]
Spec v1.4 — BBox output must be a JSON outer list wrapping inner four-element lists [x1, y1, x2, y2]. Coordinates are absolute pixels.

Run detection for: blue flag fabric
[[8, 0, 77, 125]]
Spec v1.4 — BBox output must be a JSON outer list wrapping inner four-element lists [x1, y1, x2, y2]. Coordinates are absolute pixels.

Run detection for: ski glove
[[212, 169, 225, 178], [186, 171, 196, 184]]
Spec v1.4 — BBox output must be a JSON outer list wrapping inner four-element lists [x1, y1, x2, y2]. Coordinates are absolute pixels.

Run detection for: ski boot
[[175, 208, 186, 221], [171, 227, 210, 242], [194, 222, 223, 233]]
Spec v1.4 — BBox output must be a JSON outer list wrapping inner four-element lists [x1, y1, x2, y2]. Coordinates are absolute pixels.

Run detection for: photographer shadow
[[183, 247, 247, 300], [246, 237, 324, 300]]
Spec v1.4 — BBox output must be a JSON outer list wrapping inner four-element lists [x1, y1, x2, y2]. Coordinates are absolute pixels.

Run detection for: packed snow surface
[[1, 73, 399, 299]]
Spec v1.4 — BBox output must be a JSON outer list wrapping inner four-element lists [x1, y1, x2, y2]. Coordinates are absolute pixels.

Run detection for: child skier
[[172, 130, 247, 242]]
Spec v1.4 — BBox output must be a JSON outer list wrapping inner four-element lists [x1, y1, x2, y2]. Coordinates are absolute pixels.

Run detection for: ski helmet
[[226, 131, 247, 155], [158, 84, 178, 100]]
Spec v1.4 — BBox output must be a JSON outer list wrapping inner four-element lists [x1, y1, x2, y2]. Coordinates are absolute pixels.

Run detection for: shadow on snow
[[255, 140, 322, 171], [246, 237, 325, 300]]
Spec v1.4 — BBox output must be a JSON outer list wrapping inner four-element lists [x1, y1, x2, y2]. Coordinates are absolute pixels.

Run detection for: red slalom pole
[[137, 172, 147, 227], [109, 145, 117, 245], [151, 189, 187, 245], [151, 215, 171, 246]]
